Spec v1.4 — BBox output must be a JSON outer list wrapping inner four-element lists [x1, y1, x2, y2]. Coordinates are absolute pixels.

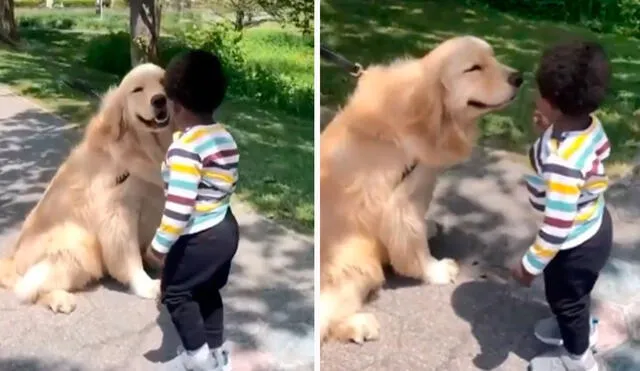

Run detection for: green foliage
[[174, 21, 245, 68], [84, 31, 132, 75], [13, 9, 312, 117], [467, 0, 640, 35], [19, 15, 75, 29], [256, 0, 313, 34], [15, 0, 43, 8], [16, 0, 109, 7], [170, 21, 312, 116], [74, 18, 311, 117]]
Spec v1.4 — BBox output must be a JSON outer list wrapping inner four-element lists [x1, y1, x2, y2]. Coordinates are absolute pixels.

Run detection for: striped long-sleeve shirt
[[150, 123, 239, 254], [523, 115, 610, 275]]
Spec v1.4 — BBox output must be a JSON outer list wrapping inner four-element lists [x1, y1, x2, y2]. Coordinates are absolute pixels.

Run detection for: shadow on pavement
[[0, 357, 85, 371], [0, 107, 78, 239], [144, 308, 181, 363], [143, 215, 314, 365], [451, 281, 549, 370]]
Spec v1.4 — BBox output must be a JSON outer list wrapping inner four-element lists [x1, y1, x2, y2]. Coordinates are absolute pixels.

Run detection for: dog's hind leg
[[322, 285, 381, 344], [38, 290, 77, 314], [0, 257, 18, 289], [14, 260, 52, 304], [320, 236, 385, 344], [14, 255, 95, 314], [11, 223, 104, 313]]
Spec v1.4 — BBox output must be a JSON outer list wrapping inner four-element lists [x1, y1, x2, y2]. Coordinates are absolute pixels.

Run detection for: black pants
[[543, 207, 612, 355], [161, 208, 239, 351]]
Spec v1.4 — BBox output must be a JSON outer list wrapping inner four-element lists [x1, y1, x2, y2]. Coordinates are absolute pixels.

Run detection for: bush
[[84, 31, 132, 76], [18, 15, 76, 29]]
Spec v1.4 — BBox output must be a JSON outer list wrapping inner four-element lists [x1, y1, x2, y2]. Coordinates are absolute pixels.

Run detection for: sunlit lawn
[[0, 11, 313, 233], [321, 0, 640, 164]]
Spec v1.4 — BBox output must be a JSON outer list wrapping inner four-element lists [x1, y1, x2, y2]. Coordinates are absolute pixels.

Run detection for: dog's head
[[429, 36, 522, 121], [398, 36, 522, 166], [118, 63, 171, 132], [93, 63, 172, 142]]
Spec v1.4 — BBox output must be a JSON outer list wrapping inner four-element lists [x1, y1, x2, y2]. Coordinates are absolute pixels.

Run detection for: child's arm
[[522, 156, 584, 275], [150, 146, 202, 254]]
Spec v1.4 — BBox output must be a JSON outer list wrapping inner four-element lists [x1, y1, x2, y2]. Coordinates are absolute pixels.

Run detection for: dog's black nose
[[508, 71, 523, 88], [151, 94, 167, 108]]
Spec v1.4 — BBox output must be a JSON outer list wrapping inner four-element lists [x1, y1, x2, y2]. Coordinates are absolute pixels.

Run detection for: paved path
[[0, 86, 314, 371], [320, 109, 640, 370]]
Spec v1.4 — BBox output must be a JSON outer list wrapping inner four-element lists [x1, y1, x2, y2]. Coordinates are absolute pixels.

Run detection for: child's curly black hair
[[536, 40, 610, 117], [163, 49, 227, 115]]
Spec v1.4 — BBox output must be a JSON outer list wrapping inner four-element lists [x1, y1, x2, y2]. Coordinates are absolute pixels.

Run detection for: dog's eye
[[464, 65, 482, 73], [132, 87, 143, 93]]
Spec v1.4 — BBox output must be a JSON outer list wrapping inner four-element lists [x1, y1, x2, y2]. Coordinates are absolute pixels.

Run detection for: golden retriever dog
[[320, 36, 523, 344], [0, 63, 174, 314]]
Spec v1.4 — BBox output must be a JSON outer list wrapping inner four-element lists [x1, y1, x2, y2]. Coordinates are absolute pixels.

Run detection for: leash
[[60, 78, 102, 100], [320, 44, 364, 78], [320, 45, 419, 182]]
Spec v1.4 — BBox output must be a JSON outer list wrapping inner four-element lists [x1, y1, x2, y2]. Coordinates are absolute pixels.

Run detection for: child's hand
[[533, 110, 551, 135], [510, 261, 535, 287], [145, 247, 166, 270]]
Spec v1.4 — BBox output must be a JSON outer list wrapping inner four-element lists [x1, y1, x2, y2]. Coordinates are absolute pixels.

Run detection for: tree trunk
[[129, 0, 161, 67], [0, 0, 19, 46], [234, 9, 244, 31]]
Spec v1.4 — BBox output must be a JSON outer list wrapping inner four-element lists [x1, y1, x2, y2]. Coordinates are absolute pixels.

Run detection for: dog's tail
[[12, 260, 52, 303], [0, 257, 18, 289]]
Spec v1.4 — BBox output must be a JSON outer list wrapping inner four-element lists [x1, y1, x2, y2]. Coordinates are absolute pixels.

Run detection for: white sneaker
[[164, 344, 218, 371], [211, 343, 232, 371], [534, 316, 598, 348], [529, 347, 603, 371]]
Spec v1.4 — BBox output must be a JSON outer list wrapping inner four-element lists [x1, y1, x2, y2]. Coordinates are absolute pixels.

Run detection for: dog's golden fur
[[320, 36, 521, 343], [0, 63, 175, 314]]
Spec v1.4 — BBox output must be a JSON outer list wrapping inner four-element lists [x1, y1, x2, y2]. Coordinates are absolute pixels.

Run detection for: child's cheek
[[535, 96, 558, 122]]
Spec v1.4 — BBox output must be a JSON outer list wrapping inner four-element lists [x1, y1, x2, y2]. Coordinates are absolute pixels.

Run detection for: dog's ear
[[401, 64, 473, 167], [403, 70, 446, 148], [85, 86, 126, 143]]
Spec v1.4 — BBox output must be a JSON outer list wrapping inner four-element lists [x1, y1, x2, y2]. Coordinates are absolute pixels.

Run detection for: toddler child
[[146, 49, 239, 371], [511, 40, 613, 371]]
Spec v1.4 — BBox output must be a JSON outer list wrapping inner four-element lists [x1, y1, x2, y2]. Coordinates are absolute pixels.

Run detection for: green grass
[[240, 23, 314, 89], [16, 9, 313, 117], [16, 7, 263, 34], [321, 0, 640, 164], [0, 16, 313, 234]]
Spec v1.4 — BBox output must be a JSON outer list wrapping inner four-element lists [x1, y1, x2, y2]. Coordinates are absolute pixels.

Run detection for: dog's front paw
[[131, 270, 161, 299], [424, 258, 459, 285], [333, 312, 380, 344]]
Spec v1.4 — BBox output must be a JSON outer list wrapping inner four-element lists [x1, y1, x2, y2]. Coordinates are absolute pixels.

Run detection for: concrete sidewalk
[[320, 144, 640, 369], [0, 86, 314, 371]]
